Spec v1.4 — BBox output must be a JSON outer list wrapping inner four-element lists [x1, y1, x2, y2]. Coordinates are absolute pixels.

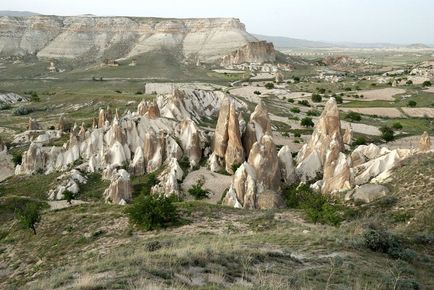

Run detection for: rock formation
[[0, 16, 269, 64], [242, 102, 273, 158], [221, 41, 276, 66], [179, 119, 202, 167], [224, 135, 283, 209], [343, 124, 353, 145], [210, 98, 245, 173], [151, 158, 184, 196], [345, 184, 390, 204], [296, 98, 344, 181], [58, 116, 65, 132], [103, 169, 132, 204], [0, 141, 14, 182], [48, 169, 87, 200], [418, 131, 431, 152], [277, 145, 297, 186], [28, 118, 42, 130]]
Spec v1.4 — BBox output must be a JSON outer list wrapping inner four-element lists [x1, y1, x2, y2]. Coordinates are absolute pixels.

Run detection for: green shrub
[[63, 190, 75, 204], [0, 103, 11, 110], [422, 80, 432, 87], [311, 94, 322, 103], [253, 90, 261, 95], [294, 132, 301, 138], [283, 183, 343, 226], [407, 100, 417, 107], [265, 83, 274, 89], [298, 100, 310, 107], [188, 182, 209, 200], [127, 194, 179, 231], [287, 98, 294, 103], [300, 117, 314, 128], [15, 202, 42, 235], [380, 126, 395, 142], [13, 106, 35, 116], [290, 107, 300, 113], [335, 95, 343, 104], [392, 122, 403, 130], [306, 109, 320, 117], [406, 80, 413, 85], [135, 91, 143, 95], [345, 111, 362, 122]]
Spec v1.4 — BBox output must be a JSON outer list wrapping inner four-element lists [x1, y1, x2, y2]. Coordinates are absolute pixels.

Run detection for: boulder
[[418, 131, 431, 152], [347, 184, 390, 203], [103, 169, 132, 204]]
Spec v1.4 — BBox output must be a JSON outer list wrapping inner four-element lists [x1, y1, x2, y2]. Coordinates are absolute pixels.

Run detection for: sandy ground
[[402, 107, 434, 118], [424, 87, 434, 93], [273, 133, 308, 151], [340, 120, 381, 136], [250, 73, 274, 80], [356, 88, 406, 101], [340, 107, 404, 118], [384, 135, 434, 150], [181, 167, 232, 204], [407, 76, 431, 85]]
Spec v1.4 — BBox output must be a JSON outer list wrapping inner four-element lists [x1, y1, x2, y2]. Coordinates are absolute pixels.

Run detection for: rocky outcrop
[[277, 146, 297, 186], [321, 140, 353, 194], [0, 141, 14, 182], [343, 124, 353, 145], [28, 118, 42, 130], [418, 131, 431, 152], [221, 41, 276, 66], [0, 92, 28, 104], [224, 135, 283, 209], [151, 158, 184, 196], [296, 98, 344, 181], [48, 169, 87, 200], [242, 102, 273, 159], [15, 142, 46, 174], [179, 119, 202, 167], [210, 98, 245, 173], [345, 184, 390, 204], [103, 169, 132, 204], [0, 16, 262, 63], [57, 116, 65, 132]]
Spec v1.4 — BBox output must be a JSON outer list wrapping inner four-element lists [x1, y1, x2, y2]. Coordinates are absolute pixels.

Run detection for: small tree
[[290, 107, 300, 113], [407, 100, 417, 107], [253, 91, 261, 95], [264, 83, 274, 89], [422, 80, 432, 87], [16, 203, 41, 235], [301, 117, 314, 127], [311, 94, 322, 103], [354, 136, 367, 145], [380, 126, 395, 142], [345, 111, 362, 122], [406, 80, 413, 85], [188, 181, 210, 200], [335, 95, 343, 104], [392, 122, 403, 130], [63, 190, 75, 204], [127, 194, 178, 231]]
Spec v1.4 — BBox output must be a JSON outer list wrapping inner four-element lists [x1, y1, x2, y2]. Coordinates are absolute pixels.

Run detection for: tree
[[253, 90, 261, 95], [290, 107, 300, 113], [311, 94, 322, 103], [188, 182, 209, 200], [345, 111, 362, 122], [406, 80, 413, 85], [301, 117, 314, 127], [16, 203, 41, 235], [335, 95, 343, 104], [264, 83, 274, 89], [407, 100, 417, 107], [392, 122, 403, 130], [63, 190, 75, 204], [126, 194, 178, 231], [380, 126, 395, 142], [422, 80, 432, 87]]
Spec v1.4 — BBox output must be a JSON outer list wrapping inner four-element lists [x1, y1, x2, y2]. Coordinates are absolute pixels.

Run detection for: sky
[[2, 0, 434, 44]]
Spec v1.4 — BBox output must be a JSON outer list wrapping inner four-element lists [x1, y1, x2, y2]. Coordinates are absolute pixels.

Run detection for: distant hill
[[254, 34, 333, 49], [0, 11, 40, 16]]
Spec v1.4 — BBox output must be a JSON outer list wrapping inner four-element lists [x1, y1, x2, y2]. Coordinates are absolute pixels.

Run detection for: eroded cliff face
[[0, 15, 271, 63], [221, 41, 276, 66]]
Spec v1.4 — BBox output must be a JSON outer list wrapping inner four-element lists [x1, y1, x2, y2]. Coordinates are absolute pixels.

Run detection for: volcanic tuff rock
[[296, 98, 344, 181], [151, 158, 184, 196], [418, 131, 432, 152], [0, 16, 273, 63], [221, 41, 276, 66], [346, 184, 390, 204], [0, 92, 28, 104], [48, 169, 88, 200], [103, 169, 132, 205], [243, 102, 273, 159], [277, 145, 297, 186], [0, 141, 14, 182], [343, 124, 353, 145]]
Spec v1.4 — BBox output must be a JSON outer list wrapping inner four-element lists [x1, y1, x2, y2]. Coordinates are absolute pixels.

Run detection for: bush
[[0, 103, 11, 110], [15, 202, 42, 235], [306, 109, 320, 117], [12, 106, 35, 116], [298, 100, 310, 107], [406, 80, 413, 85], [335, 95, 343, 104], [392, 122, 403, 130], [127, 194, 179, 231], [345, 111, 362, 122], [293, 76, 300, 83], [311, 94, 322, 103], [253, 90, 262, 95], [407, 100, 417, 107], [11, 152, 23, 165], [380, 126, 395, 142], [283, 183, 343, 226], [287, 98, 294, 103], [188, 181, 209, 200], [264, 83, 274, 89], [422, 80, 432, 87], [135, 91, 143, 95], [294, 132, 301, 138], [300, 117, 314, 128], [290, 107, 300, 113], [63, 190, 75, 204]]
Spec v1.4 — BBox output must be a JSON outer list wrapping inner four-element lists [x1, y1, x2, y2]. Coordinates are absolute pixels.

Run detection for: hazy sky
[[2, 0, 434, 44]]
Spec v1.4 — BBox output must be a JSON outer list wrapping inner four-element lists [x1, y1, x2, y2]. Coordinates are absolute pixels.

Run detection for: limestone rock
[[221, 41, 276, 66], [129, 147, 145, 176], [48, 169, 88, 200], [58, 116, 65, 131], [151, 158, 184, 196], [213, 98, 230, 158], [103, 169, 132, 204], [15, 142, 46, 175], [98, 108, 106, 128], [224, 103, 244, 174], [418, 131, 432, 152], [277, 145, 297, 186], [347, 184, 390, 204], [321, 140, 354, 194], [296, 98, 344, 181], [243, 102, 273, 158], [179, 119, 202, 167], [343, 124, 353, 145]]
